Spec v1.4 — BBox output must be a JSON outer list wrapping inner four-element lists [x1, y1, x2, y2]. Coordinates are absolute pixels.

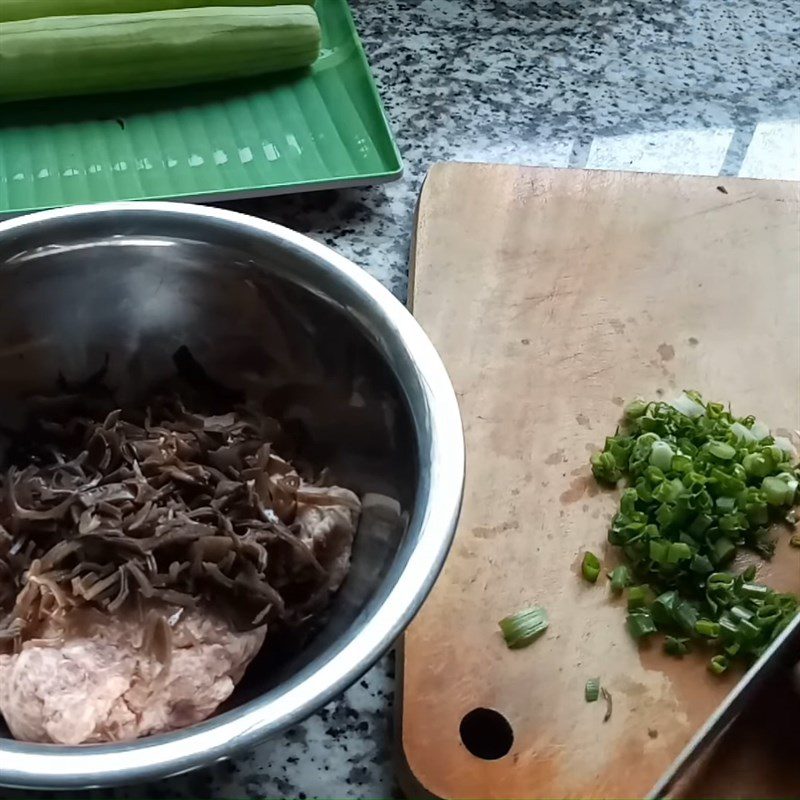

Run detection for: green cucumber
[[0, 0, 314, 24], [0, 7, 321, 103]]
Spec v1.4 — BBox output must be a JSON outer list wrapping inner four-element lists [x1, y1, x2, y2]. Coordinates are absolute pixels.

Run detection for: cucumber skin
[[0, 0, 314, 24], [0, 7, 321, 103]]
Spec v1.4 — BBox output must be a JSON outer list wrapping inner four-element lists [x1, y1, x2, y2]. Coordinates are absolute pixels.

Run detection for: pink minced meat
[[0, 605, 266, 744], [0, 482, 360, 744], [295, 485, 362, 593]]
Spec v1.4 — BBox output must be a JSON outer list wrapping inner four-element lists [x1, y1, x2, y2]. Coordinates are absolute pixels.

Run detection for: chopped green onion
[[624, 398, 648, 419], [715, 496, 735, 512], [707, 441, 736, 460], [671, 454, 692, 472], [690, 554, 714, 574], [664, 636, 690, 657], [601, 687, 613, 722], [718, 614, 739, 640], [709, 655, 729, 675], [712, 537, 736, 564], [774, 436, 798, 458], [674, 600, 699, 634], [778, 473, 798, 503], [762, 475, 792, 506], [678, 531, 698, 548], [582, 551, 601, 583], [750, 420, 770, 440], [741, 582, 769, 599], [738, 618, 761, 640], [627, 585, 652, 610], [627, 611, 657, 639], [753, 537, 776, 559], [730, 422, 756, 443], [743, 453, 770, 478], [591, 451, 622, 484], [651, 591, 678, 626], [689, 514, 713, 536], [649, 539, 668, 563], [667, 542, 692, 563], [708, 571, 734, 587], [695, 619, 721, 638], [730, 605, 753, 623], [609, 565, 631, 593], [585, 678, 600, 702], [588, 392, 800, 677], [499, 607, 549, 649], [755, 606, 781, 627], [649, 441, 675, 471], [670, 393, 705, 418]]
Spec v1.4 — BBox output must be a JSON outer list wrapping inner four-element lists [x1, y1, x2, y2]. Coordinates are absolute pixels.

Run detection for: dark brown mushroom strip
[[0, 391, 361, 649], [0, 524, 11, 553], [101, 409, 122, 430], [167, 560, 188, 583], [38, 539, 84, 570], [159, 465, 207, 486], [201, 562, 236, 590], [106, 567, 130, 613], [6, 472, 77, 521], [202, 413, 238, 432], [80, 570, 122, 602], [77, 483, 136, 506], [126, 500, 154, 531], [0, 616, 24, 643], [251, 603, 272, 627], [217, 550, 237, 573], [78, 509, 102, 535], [233, 571, 285, 616], [97, 501, 125, 520], [189, 536, 237, 564], [149, 588, 199, 607], [251, 521, 326, 575]]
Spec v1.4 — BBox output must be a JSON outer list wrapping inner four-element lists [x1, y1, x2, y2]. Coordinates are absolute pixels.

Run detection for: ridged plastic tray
[[0, 0, 401, 216]]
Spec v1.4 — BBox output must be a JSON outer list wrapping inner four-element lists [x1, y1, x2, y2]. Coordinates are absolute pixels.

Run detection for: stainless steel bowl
[[0, 203, 464, 789]]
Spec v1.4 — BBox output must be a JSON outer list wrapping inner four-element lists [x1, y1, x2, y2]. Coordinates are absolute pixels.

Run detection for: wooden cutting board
[[398, 163, 800, 799]]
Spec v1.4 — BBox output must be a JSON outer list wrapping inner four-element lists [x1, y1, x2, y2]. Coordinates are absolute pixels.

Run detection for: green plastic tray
[[0, 0, 401, 216]]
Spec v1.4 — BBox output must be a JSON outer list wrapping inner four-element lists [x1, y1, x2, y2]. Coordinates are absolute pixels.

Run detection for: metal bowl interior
[[0, 203, 463, 789]]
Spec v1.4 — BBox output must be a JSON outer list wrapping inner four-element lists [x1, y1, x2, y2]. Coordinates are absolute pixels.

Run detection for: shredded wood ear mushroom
[[0, 394, 362, 653]]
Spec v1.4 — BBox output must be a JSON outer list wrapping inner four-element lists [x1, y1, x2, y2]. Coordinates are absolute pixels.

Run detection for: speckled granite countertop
[[8, 1, 799, 798]]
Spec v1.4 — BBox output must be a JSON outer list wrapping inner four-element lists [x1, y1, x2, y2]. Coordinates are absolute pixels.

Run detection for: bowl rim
[[0, 201, 464, 789]]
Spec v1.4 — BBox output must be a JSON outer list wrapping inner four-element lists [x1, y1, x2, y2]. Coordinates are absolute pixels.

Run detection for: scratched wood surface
[[398, 163, 800, 799]]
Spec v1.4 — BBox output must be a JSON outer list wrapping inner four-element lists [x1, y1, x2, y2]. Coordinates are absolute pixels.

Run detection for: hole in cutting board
[[459, 707, 514, 760]]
